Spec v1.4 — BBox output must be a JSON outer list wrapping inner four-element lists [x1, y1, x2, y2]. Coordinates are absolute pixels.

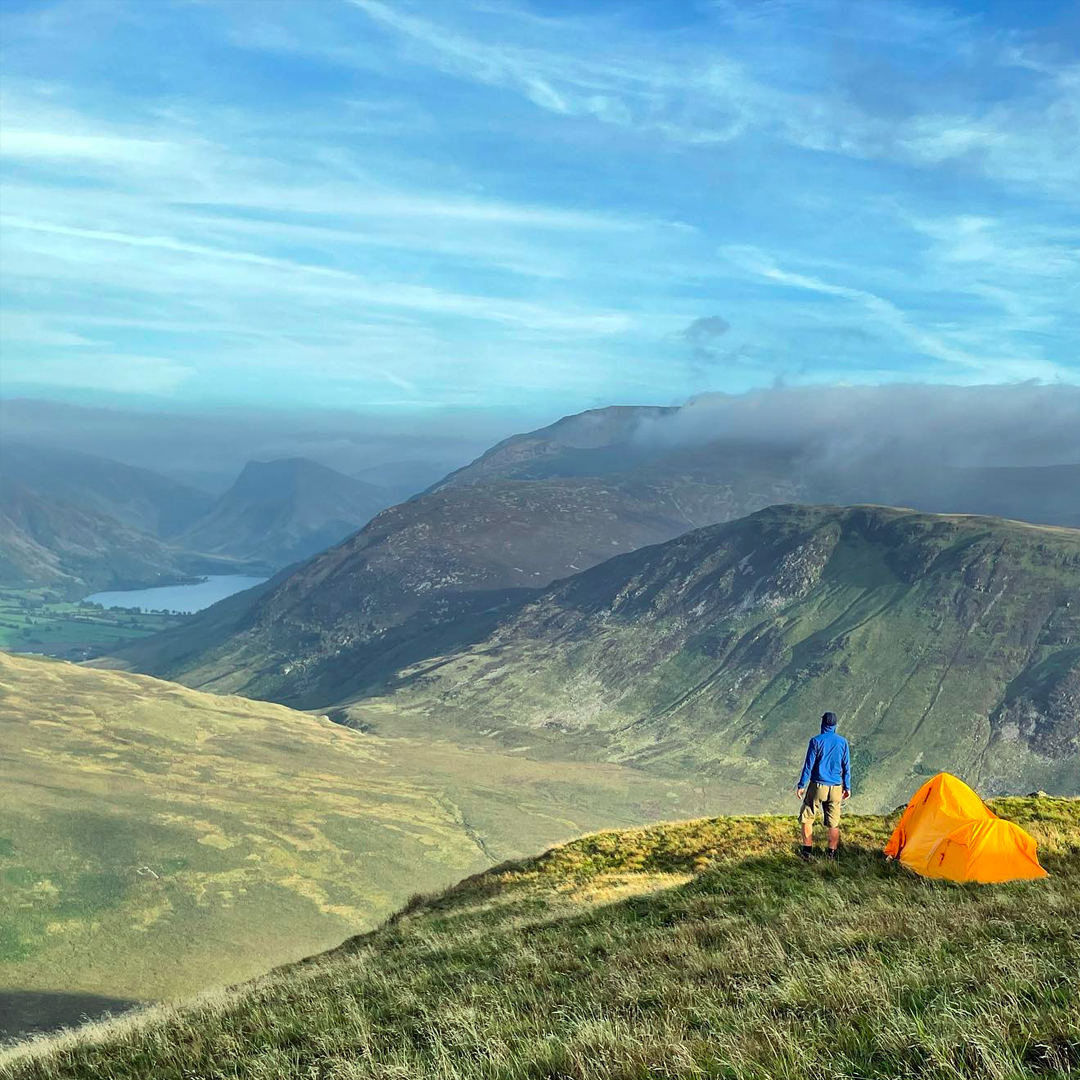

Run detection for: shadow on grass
[[0, 991, 142, 1044]]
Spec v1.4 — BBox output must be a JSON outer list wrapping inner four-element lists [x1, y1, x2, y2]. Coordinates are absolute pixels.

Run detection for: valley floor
[[0, 653, 749, 1030], [4, 798, 1077, 1080], [0, 589, 185, 661]]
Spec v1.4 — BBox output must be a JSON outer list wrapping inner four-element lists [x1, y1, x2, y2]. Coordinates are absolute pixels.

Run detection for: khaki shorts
[[800, 782, 843, 828]]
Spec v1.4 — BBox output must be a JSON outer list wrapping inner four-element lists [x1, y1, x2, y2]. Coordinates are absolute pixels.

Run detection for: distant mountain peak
[[429, 404, 681, 493], [179, 457, 392, 567], [229, 458, 370, 501]]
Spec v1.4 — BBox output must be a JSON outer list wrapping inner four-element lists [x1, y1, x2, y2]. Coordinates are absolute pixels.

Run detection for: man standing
[[797, 711, 851, 860]]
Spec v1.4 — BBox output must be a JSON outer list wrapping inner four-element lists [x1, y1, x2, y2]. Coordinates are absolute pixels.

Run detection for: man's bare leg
[[801, 821, 813, 847], [827, 827, 840, 852]]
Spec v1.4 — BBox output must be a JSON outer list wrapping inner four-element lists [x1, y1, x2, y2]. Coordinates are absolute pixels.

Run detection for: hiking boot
[[800, 845, 814, 861], [826, 848, 839, 861]]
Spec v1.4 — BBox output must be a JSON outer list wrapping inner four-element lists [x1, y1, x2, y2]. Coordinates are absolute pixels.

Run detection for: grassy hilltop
[[0, 653, 742, 1026], [4, 798, 1078, 1080]]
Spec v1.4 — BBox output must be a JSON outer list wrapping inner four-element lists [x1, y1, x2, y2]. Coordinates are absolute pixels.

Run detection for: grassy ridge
[[386, 506, 1080, 809], [5, 798, 1077, 1079], [0, 653, 746, 1015]]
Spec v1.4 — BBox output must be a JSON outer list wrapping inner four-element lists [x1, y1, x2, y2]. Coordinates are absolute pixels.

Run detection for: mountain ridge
[[0, 443, 211, 537], [368, 503, 1080, 809], [106, 401, 1080, 714], [0, 479, 208, 596], [113, 465, 807, 702], [179, 457, 391, 567], [427, 404, 680, 493]]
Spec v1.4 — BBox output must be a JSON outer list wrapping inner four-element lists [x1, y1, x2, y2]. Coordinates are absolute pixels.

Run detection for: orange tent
[[883, 772, 1047, 884]]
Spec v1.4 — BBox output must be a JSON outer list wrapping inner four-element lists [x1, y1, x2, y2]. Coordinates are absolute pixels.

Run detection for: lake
[[84, 574, 268, 613]]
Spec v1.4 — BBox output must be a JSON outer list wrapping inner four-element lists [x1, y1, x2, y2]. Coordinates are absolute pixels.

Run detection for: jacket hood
[[821, 711, 838, 734]]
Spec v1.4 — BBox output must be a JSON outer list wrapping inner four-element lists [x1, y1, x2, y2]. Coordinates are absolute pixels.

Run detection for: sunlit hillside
[[5, 798, 1077, 1079], [0, 652, 740, 1034]]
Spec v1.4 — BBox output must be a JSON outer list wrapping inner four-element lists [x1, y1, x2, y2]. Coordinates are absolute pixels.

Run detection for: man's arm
[[797, 740, 816, 796], [842, 739, 851, 796]]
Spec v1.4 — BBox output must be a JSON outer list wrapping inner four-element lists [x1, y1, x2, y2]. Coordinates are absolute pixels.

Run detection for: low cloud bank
[[633, 383, 1080, 471], [3, 384, 1077, 498]]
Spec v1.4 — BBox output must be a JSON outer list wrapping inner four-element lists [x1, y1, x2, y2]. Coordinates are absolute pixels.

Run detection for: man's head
[[821, 711, 838, 732]]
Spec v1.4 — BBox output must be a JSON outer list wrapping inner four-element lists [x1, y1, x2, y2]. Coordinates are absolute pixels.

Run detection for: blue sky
[[1, 0, 1077, 418]]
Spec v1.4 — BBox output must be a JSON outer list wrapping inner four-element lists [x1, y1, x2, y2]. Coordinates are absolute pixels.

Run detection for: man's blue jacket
[[798, 718, 851, 790]]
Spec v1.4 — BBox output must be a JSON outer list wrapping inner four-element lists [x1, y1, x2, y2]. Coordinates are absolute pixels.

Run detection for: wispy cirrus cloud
[[343, 0, 1080, 198], [1, 215, 633, 334], [721, 242, 1070, 382], [0, 0, 1076, 413]]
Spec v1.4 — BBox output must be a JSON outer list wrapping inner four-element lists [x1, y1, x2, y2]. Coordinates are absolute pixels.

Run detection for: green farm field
[[0, 652, 753, 1034], [0, 590, 185, 661]]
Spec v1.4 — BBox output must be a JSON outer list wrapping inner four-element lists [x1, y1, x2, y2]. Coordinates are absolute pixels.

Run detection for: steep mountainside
[[180, 458, 391, 567], [114, 404, 1079, 707], [0, 652, 739, 1032], [8, 799, 1078, 1079], [383, 505, 1080, 810], [0, 480, 199, 596], [116, 453, 807, 703], [428, 405, 679, 491], [0, 443, 211, 537]]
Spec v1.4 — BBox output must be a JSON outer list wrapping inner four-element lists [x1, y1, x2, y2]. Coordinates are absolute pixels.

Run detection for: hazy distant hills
[[179, 458, 392, 567], [0, 479, 200, 595], [0, 443, 220, 594], [7, 405, 1075, 605], [0, 443, 211, 537], [384, 504, 1080, 808], [0, 447, 394, 595]]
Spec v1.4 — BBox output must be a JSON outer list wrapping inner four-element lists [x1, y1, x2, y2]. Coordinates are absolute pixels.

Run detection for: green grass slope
[[382, 505, 1080, 811], [5, 798, 1077, 1079], [0, 653, 745, 1020]]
